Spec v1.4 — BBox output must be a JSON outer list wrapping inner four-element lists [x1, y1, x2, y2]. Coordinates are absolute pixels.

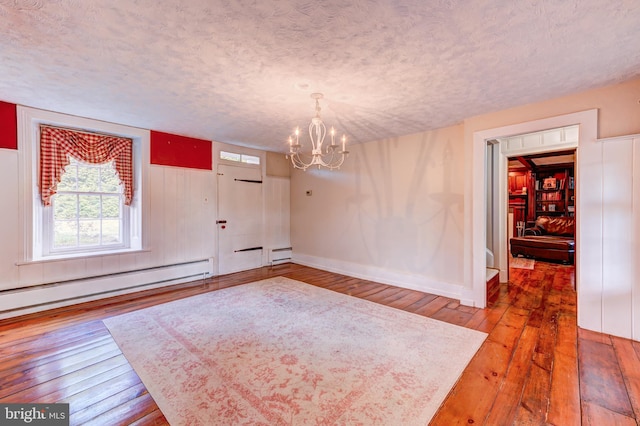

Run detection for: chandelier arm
[[289, 151, 315, 170], [316, 150, 346, 170], [328, 152, 346, 170], [288, 150, 347, 170]]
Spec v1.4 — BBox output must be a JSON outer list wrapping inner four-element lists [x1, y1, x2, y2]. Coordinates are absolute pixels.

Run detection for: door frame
[[468, 109, 597, 308]]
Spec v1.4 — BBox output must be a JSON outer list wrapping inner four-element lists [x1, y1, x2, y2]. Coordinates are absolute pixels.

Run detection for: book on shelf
[[540, 192, 562, 201], [536, 174, 573, 191]]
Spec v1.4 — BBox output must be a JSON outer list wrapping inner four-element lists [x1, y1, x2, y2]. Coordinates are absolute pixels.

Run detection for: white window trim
[[17, 106, 149, 262], [42, 163, 130, 256], [220, 150, 261, 166], [216, 145, 264, 170]]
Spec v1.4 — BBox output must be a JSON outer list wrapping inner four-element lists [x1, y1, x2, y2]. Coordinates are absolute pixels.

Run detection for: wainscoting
[[0, 258, 213, 319]]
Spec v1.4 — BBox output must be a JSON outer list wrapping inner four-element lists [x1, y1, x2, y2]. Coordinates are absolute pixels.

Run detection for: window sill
[[16, 248, 151, 266]]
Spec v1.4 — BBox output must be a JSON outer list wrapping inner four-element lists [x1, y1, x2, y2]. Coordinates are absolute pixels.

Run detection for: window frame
[[42, 158, 130, 256], [18, 106, 146, 262], [220, 150, 261, 166]]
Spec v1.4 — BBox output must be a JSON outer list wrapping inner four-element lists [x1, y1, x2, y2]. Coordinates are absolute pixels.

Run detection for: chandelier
[[286, 93, 349, 170]]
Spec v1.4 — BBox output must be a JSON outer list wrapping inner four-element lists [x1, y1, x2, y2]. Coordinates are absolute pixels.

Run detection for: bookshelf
[[508, 169, 532, 237], [534, 167, 574, 217]]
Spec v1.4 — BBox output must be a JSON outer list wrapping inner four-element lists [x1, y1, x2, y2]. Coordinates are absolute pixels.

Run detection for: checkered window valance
[[39, 125, 133, 206]]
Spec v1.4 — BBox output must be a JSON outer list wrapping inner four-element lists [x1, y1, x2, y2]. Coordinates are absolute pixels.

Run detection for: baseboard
[[0, 258, 214, 319], [292, 253, 469, 303]]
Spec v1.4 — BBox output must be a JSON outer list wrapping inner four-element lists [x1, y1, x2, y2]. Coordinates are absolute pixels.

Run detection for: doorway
[[506, 150, 576, 274], [469, 109, 597, 308]]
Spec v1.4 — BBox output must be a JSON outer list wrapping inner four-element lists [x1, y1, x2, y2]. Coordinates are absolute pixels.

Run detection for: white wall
[[0, 107, 288, 318], [291, 125, 470, 301], [0, 107, 219, 317], [146, 163, 217, 267], [265, 175, 291, 259], [2, 77, 639, 339], [0, 148, 20, 286], [585, 134, 640, 340]]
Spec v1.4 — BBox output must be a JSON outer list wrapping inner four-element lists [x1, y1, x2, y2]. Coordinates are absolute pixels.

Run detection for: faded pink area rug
[[104, 277, 486, 425]]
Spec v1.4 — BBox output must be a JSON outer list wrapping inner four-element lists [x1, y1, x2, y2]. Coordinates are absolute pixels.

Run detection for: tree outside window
[[50, 157, 124, 251]]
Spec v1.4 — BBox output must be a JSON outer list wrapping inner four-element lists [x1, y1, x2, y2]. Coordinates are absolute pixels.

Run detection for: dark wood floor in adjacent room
[[1, 261, 639, 425]]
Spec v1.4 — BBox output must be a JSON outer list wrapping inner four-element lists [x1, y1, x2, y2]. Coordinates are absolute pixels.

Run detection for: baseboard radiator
[[0, 258, 213, 318], [269, 247, 292, 265]]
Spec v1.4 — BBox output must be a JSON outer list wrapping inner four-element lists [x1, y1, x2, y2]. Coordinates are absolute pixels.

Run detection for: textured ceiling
[[1, 1, 639, 153]]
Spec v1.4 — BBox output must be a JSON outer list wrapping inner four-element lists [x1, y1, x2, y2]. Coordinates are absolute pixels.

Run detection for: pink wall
[[464, 78, 640, 139]]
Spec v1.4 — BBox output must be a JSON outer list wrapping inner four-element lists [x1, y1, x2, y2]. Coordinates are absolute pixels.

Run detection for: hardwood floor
[[1, 262, 639, 425]]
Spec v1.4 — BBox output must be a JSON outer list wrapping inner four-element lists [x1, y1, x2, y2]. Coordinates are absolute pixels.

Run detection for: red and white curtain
[[39, 125, 134, 206]]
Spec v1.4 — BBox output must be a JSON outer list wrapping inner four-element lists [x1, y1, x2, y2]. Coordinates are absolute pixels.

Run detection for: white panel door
[[217, 164, 263, 275]]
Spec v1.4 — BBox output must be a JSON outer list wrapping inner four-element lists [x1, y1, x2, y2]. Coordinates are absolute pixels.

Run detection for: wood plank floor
[[1, 261, 639, 425]]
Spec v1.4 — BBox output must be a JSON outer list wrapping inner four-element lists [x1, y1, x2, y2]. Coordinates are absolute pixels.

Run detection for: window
[[220, 150, 260, 165], [18, 106, 146, 262], [44, 157, 127, 255]]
